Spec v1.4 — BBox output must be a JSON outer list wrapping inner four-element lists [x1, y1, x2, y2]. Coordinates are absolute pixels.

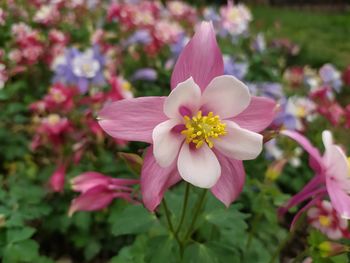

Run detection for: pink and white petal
[[177, 143, 221, 188], [152, 120, 184, 168], [326, 178, 350, 220], [290, 197, 323, 230], [141, 147, 181, 211], [307, 207, 320, 219], [326, 228, 343, 240], [324, 145, 350, 187], [201, 75, 250, 119], [98, 97, 167, 143], [232, 96, 276, 132], [321, 200, 333, 213], [164, 77, 201, 119], [211, 152, 245, 207], [281, 130, 324, 173], [170, 21, 224, 91], [322, 130, 334, 150], [214, 121, 262, 160]]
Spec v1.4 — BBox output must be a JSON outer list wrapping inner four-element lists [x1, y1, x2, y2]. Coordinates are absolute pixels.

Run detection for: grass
[[250, 6, 350, 69]]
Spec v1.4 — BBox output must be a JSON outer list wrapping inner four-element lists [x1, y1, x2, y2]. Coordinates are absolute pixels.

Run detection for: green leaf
[[146, 235, 179, 263], [204, 204, 249, 248], [6, 227, 36, 244], [183, 243, 220, 263], [109, 235, 148, 263], [3, 239, 39, 263], [242, 238, 271, 263], [84, 240, 101, 261], [110, 205, 158, 236]]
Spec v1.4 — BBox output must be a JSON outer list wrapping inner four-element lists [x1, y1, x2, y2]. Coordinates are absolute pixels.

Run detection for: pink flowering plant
[[2, 1, 350, 262]]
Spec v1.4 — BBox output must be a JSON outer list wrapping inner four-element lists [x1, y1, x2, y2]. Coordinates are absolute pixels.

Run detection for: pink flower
[[49, 162, 66, 192], [307, 200, 350, 240], [69, 172, 139, 216], [31, 114, 72, 150], [98, 22, 276, 211], [71, 171, 138, 193], [279, 130, 350, 226]]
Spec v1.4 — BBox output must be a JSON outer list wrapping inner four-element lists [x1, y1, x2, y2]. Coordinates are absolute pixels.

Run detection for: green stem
[[183, 189, 207, 243], [291, 249, 308, 263], [246, 212, 263, 249], [268, 229, 296, 263], [175, 183, 190, 235], [162, 199, 181, 246]]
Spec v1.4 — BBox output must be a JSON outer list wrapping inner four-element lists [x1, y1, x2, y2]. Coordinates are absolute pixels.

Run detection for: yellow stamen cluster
[[319, 215, 331, 227], [181, 111, 227, 149]]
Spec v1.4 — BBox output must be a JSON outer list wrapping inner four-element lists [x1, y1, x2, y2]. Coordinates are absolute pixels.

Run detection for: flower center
[[319, 215, 331, 227], [181, 111, 227, 149]]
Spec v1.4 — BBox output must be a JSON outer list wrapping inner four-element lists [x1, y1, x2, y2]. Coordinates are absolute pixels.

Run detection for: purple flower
[[170, 33, 189, 58], [223, 55, 248, 80], [124, 30, 152, 46], [53, 46, 105, 93], [248, 82, 284, 100], [131, 68, 157, 81], [319, 64, 343, 92], [273, 98, 300, 130], [251, 33, 266, 53]]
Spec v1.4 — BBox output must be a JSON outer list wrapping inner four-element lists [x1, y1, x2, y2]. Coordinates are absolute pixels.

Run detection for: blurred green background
[[251, 6, 350, 68]]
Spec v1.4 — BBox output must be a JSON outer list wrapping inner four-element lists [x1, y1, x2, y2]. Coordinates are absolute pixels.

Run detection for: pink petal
[[281, 130, 324, 173], [324, 145, 350, 186], [290, 197, 323, 230], [211, 151, 245, 206], [141, 147, 181, 211], [164, 77, 201, 119], [49, 163, 66, 192], [71, 172, 110, 193], [152, 119, 184, 167], [286, 187, 327, 219], [326, 177, 350, 219], [170, 21, 224, 91], [201, 75, 250, 118], [214, 121, 263, 160], [98, 97, 167, 143], [177, 143, 221, 188], [68, 185, 116, 216], [278, 175, 325, 217], [232, 96, 276, 132]]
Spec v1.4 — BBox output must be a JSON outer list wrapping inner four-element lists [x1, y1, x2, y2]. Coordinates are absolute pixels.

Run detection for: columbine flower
[[307, 200, 350, 240], [31, 114, 71, 150], [0, 64, 7, 89], [49, 162, 66, 192], [343, 66, 350, 86], [33, 5, 59, 25], [319, 64, 342, 92], [219, 1, 252, 37], [131, 68, 158, 82], [251, 33, 266, 53], [274, 96, 316, 131], [98, 22, 276, 211], [53, 46, 105, 93], [223, 55, 248, 80], [279, 130, 350, 226], [0, 8, 5, 26], [69, 172, 138, 216]]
